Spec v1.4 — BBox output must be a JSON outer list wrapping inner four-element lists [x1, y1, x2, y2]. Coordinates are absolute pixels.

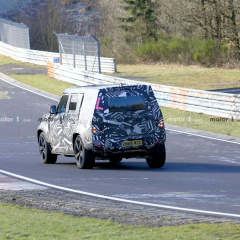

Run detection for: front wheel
[[38, 132, 57, 164], [74, 136, 95, 169], [146, 144, 166, 168]]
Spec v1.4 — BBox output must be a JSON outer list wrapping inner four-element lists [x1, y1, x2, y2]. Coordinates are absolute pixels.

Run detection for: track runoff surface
[[0, 77, 240, 218]]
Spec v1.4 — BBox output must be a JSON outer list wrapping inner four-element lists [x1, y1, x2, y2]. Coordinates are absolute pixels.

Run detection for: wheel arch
[[37, 129, 43, 143], [72, 133, 80, 149]]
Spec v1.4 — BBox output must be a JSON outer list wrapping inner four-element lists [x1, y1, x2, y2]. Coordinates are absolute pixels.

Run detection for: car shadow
[[55, 160, 240, 173]]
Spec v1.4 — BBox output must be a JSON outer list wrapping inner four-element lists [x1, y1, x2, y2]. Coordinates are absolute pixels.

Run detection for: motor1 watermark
[[0, 117, 14, 123], [210, 117, 240, 125], [167, 115, 203, 124], [0, 115, 32, 124]]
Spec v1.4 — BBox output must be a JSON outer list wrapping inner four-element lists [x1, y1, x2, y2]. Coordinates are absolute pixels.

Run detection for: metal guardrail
[[48, 63, 240, 120], [0, 41, 117, 73]]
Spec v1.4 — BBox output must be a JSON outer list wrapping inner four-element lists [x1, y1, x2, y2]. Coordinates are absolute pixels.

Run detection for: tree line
[[17, 0, 240, 66]]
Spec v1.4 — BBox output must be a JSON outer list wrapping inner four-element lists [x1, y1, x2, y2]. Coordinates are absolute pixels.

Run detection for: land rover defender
[[37, 84, 166, 169]]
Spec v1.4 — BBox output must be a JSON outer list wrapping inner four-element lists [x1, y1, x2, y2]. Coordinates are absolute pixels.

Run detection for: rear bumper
[[92, 141, 164, 159]]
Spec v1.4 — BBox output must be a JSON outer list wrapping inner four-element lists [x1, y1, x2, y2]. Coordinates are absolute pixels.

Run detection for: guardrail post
[[113, 58, 117, 73], [90, 34, 101, 74], [73, 40, 76, 68], [83, 38, 87, 71]]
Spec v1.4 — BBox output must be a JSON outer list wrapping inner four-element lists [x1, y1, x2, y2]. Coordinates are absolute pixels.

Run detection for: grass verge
[[1, 203, 240, 240], [115, 64, 240, 90], [0, 54, 44, 68], [10, 74, 76, 96], [162, 107, 240, 137], [2, 54, 240, 91]]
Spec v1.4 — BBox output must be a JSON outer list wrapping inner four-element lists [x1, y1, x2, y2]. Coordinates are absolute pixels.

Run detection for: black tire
[[109, 157, 122, 163], [146, 144, 166, 168], [38, 132, 57, 164], [74, 136, 95, 169]]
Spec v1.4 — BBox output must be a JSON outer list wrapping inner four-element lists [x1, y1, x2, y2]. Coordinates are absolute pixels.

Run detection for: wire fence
[[54, 32, 101, 73], [0, 19, 30, 49], [0, 19, 116, 72]]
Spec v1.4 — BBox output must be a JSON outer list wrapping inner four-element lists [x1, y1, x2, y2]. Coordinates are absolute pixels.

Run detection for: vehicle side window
[[68, 94, 84, 113], [57, 95, 69, 114], [69, 102, 77, 111]]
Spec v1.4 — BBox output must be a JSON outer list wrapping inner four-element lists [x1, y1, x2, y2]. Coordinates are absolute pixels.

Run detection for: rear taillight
[[155, 120, 164, 128], [160, 120, 164, 128], [93, 126, 103, 134]]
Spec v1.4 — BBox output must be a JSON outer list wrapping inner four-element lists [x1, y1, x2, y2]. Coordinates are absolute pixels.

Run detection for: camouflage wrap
[[92, 85, 166, 152], [38, 84, 166, 158]]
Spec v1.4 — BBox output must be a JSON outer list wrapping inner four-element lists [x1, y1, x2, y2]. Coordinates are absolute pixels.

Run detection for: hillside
[[1, 0, 240, 66], [0, 0, 97, 29], [0, 0, 31, 17]]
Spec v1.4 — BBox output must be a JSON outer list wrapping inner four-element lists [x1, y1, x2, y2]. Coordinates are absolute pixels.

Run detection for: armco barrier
[[48, 63, 240, 120], [0, 41, 117, 73]]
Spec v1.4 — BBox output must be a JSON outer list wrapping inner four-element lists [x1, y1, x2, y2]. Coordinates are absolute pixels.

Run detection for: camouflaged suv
[[37, 84, 166, 169]]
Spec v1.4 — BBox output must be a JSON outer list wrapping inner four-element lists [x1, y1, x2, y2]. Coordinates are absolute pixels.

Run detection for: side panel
[[48, 95, 69, 154], [61, 94, 84, 154], [77, 89, 99, 150], [92, 90, 105, 149], [148, 87, 166, 142]]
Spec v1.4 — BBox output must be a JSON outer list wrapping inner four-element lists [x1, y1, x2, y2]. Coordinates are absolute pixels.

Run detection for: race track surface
[[0, 77, 240, 216]]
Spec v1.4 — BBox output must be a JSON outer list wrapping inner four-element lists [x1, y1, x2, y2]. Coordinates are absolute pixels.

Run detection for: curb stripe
[[0, 169, 240, 218]]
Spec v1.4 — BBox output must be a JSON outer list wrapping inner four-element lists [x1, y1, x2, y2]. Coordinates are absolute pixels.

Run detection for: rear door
[[104, 91, 154, 139]]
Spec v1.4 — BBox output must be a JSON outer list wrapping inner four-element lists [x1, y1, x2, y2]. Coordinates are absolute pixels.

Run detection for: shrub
[[135, 33, 229, 66]]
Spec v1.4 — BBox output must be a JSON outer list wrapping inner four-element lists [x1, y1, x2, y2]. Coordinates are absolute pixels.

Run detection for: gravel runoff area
[[1, 187, 240, 227]]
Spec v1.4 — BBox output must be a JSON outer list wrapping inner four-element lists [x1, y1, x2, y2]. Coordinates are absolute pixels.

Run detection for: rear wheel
[[38, 132, 57, 164], [146, 144, 166, 168], [109, 157, 122, 163], [74, 136, 95, 169]]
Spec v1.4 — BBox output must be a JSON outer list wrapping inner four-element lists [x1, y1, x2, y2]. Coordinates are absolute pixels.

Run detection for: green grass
[[115, 64, 240, 90], [0, 55, 21, 65], [10, 74, 76, 96], [0, 54, 44, 68], [0, 203, 240, 240], [162, 107, 240, 137]]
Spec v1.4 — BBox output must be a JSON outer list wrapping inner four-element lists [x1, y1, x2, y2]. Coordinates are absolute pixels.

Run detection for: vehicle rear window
[[108, 96, 145, 111]]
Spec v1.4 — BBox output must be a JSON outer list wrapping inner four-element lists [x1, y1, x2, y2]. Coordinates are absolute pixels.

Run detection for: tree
[[18, 0, 69, 51], [120, 0, 159, 41], [226, 0, 240, 59]]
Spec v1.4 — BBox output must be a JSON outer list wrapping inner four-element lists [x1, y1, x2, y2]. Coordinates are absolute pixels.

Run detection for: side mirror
[[49, 105, 57, 114]]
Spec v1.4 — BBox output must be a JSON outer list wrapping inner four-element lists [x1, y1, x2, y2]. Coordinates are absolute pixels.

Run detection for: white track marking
[[0, 78, 58, 101], [166, 128, 240, 145], [1, 77, 240, 218], [0, 169, 240, 218]]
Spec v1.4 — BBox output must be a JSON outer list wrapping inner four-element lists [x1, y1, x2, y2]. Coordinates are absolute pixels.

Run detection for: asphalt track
[[0, 77, 240, 218]]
